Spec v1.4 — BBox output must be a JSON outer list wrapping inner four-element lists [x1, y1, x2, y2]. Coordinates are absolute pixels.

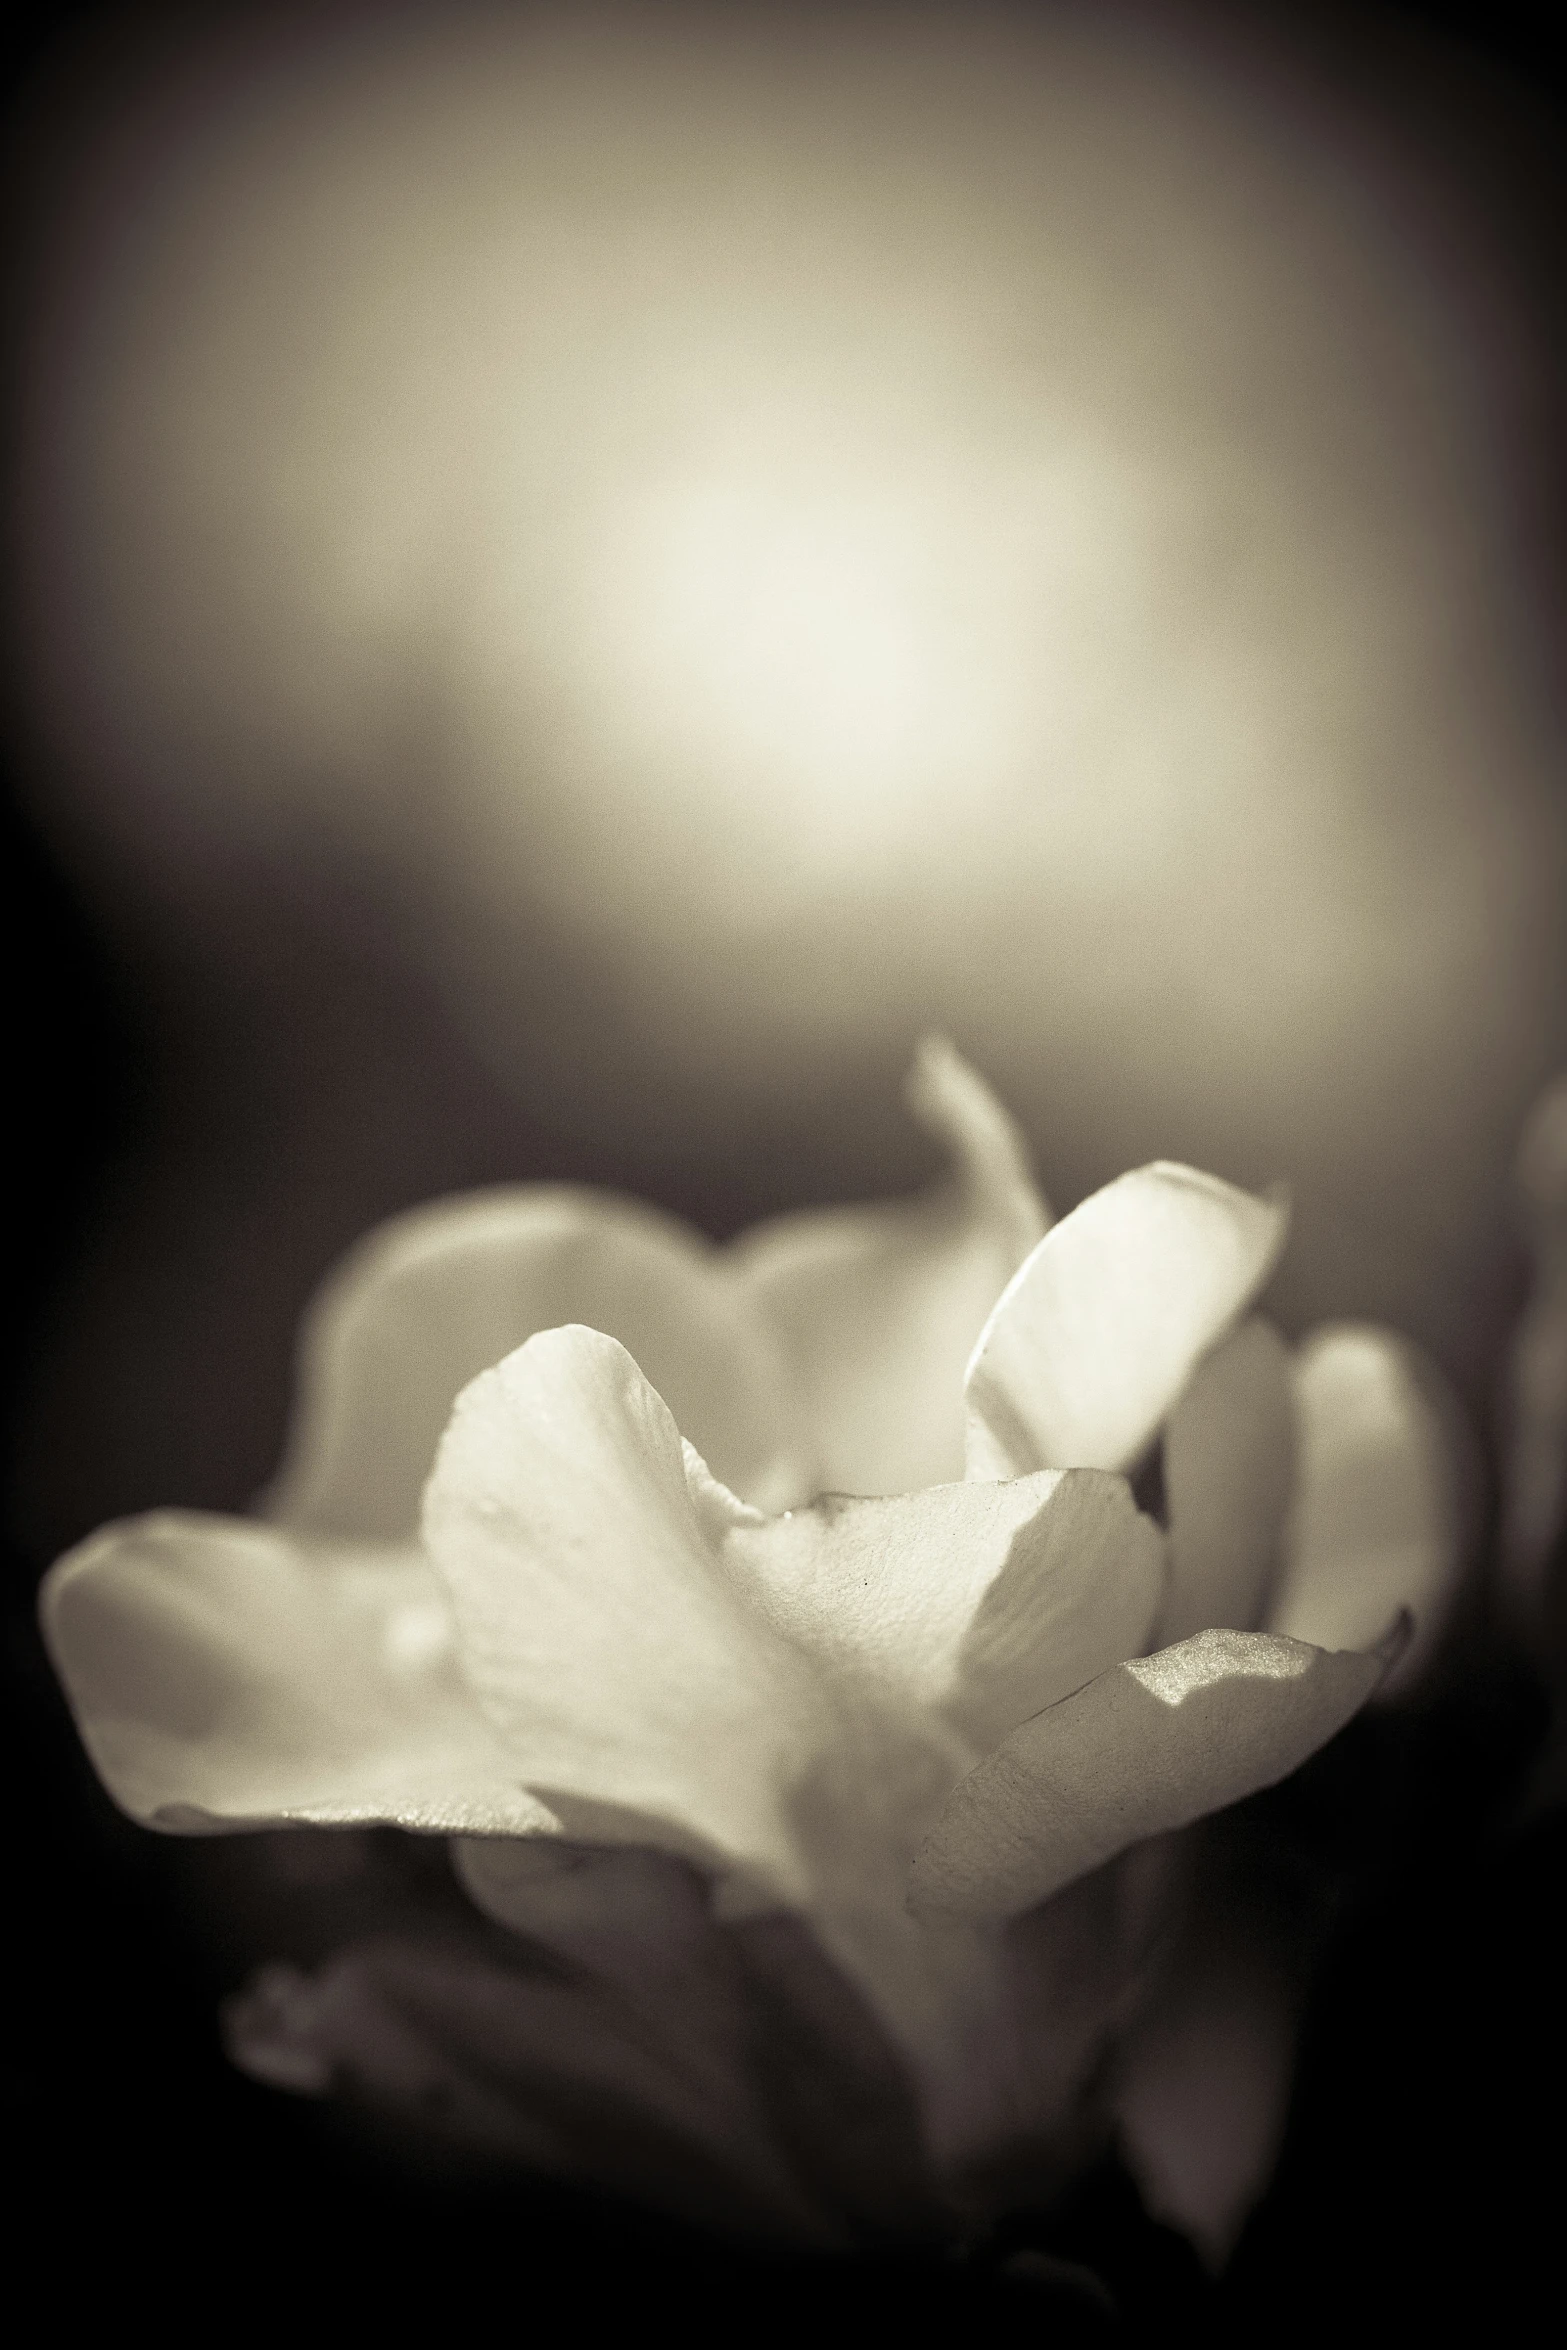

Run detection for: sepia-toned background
[[5, 0, 1564, 2325]]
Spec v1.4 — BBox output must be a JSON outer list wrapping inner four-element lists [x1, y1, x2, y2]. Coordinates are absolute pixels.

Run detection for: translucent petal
[[266, 1186, 805, 1539], [1158, 1318, 1295, 1645], [1263, 1325, 1465, 1692], [223, 1929, 829, 2240], [723, 1470, 1163, 1751], [453, 1840, 943, 2239], [730, 1036, 1048, 1496], [965, 1164, 1288, 1480], [421, 1326, 886, 1906], [1113, 1930, 1297, 2271], [1503, 1071, 1567, 1602], [907, 1623, 1396, 1924], [39, 1511, 553, 1834]]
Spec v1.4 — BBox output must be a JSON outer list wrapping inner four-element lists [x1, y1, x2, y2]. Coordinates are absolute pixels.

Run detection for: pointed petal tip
[[730, 1035, 1046, 1496], [902, 1033, 1046, 1209]]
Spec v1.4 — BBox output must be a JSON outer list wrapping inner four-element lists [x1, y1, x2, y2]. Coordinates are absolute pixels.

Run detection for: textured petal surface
[[730, 1036, 1048, 1496], [422, 1326, 934, 1907], [1158, 1318, 1295, 1645], [1264, 1325, 1464, 1691], [266, 1187, 805, 1539], [39, 1512, 552, 1833], [723, 1470, 1163, 1751], [908, 1625, 1393, 1923], [964, 1164, 1288, 1480]]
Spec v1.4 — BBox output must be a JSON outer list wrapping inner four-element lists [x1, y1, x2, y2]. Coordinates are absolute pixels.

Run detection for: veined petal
[[39, 1512, 552, 1834], [907, 1623, 1398, 1924], [723, 1471, 1163, 1751], [422, 1326, 938, 1909], [1158, 1318, 1295, 1645], [964, 1164, 1288, 1480], [1264, 1325, 1466, 1693], [729, 1037, 1048, 1497], [265, 1187, 805, 1540]]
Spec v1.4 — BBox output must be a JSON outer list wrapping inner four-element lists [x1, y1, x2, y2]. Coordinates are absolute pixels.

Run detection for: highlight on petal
[[421, 1326, 905, 1907], [39, 1512, 555, 1834], [722, 1469, 1163, 1751], [964, 1163, 1288, 1480], [908, 1624, 1395, 1924], [1158, 1318, 1295, 1645], [265, 1186, 805, 1540], [1263, 1325, 1466, 1693], [728, 1035, 1049, 1497]]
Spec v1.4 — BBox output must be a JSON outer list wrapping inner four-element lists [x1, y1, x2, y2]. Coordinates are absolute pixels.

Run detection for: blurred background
[[4, 0, 1564, 2328]]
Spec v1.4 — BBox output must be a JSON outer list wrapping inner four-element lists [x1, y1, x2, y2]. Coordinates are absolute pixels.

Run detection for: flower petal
[[1112, 1928, 1298, 2272], [38, 1512, 553, 1834], [454, 1840, 945, 2241], [266, 1187, 805, 1539], [729, 1036, 1048, 1496], [421, 1326, 866, 1905], [907, 1623, 1398, 1924], [223, 1928, 831, 2240], [1157, 1318, 1295, 1645], [964, 1165, 1288, 1480], [722, 1471, 1163, 1751], [1263, 1325, 1466, 1692], [1503, 1071, 1567, 1603]]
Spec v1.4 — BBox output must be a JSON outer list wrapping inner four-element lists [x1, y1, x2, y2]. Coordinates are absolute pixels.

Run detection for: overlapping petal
[[262, 1038, 1043, 1548], [223, 1926, 835, 2240], [1263, 1326, 1465, 1690], [37, 1026, 1481, 2264], [265, 1187, 806, 1538], [1111, 1919, 1298, 2272], [1158, 1317, 1295, 1645], [40, 1512, 553, 1834], [730, 1036, 1049, 1496], [450, 1839, 946, 2241], [421, 1326, 857, 1905], [907, 1622, 1400, 1924], [964, 1163, 1288, 1480], [722, 1470, 1163, 1751]]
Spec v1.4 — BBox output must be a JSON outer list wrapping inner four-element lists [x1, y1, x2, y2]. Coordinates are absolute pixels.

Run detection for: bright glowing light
[[614, 475, 937, 810], [15, 2, 1567, 1360]]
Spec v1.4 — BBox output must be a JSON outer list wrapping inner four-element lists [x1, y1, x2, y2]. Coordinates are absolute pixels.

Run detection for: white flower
[[40, 1039, 1464, 2241]]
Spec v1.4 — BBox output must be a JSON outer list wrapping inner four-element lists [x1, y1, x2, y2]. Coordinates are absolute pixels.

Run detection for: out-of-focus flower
[[1502, 1073, 1567, 1833], [1505, 1073, 1567, 1617], [41, 1041, 1464, 2253]]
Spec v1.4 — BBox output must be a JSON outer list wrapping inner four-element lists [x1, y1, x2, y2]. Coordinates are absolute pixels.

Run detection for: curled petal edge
[[965, 1162, 1288, 1480], [907, 1617, 1407, 1926]]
